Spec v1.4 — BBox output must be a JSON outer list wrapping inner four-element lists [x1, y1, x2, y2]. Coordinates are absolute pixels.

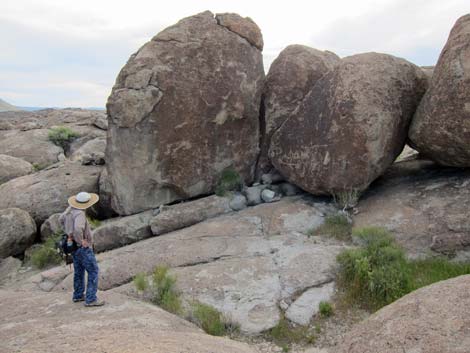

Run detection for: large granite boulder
[[0, 290, 257, 353], [70, 137, 106, 165], [0, 154, 33, 184], [355, 159, 470, 259], [270, 53, 427, 196], [409, 15, 470, 166], [258, 45, 340, 175], [0, 129, 63, 168], [106, 11, 264, 215], [0, 162, 102, 224], [336, 275, 470, 353], [39, 213, 62, 241], [0, 208, 36, 258]]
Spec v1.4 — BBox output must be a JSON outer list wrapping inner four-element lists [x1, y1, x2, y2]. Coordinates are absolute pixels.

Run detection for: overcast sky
[[1, 0, 468, 108]]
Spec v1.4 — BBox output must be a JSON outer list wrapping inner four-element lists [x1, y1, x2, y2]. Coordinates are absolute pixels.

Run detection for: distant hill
[[0, 98, 22, 112]]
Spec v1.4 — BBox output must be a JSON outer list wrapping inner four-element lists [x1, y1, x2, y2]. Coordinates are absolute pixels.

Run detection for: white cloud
[[0, 0, 468, 107]]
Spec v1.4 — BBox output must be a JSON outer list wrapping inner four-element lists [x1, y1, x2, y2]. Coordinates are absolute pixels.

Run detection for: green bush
[[133, 272, 148, 292], [191, 302, 227, 336], [409, 257, 470, 290], [48, 126, 79, 151], [337, 227, 412, 309], [86, 216, 101, 229], [311, 213, 352, 240], [30, 236, 62, 269], [215, 168, 243, 196], [151, 266, 182, 315], [318, 301, 334, 317], [332, 189, 360, 210]]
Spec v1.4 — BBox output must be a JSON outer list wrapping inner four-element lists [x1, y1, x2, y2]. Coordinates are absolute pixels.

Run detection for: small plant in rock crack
[[332, 189, 360, 211], [29, 235, 62, 269], [133, 272, 148, 292], [267, 316, 316, 348], [48, 126, 79, 151], [311, 213, 352, 241], [319, 301, 334, 317], [215, 167, 243, 196]]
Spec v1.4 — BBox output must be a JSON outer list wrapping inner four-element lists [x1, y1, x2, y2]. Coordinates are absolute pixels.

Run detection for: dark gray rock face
[[106, 11, 264, 215], [0, 208, 36, 258], [409, 15, 470, 166], [270, 53, 427, 196], [258, 45, 340, 175]]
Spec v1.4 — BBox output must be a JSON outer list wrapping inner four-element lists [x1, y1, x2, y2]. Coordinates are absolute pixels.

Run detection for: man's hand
[[82, 239, 89, 248]]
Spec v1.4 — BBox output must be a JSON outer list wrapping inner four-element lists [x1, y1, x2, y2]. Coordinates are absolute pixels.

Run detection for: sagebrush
[[48, 126, 79, 151]]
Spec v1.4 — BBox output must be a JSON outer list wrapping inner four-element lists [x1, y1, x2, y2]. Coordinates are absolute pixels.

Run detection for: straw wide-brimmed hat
[[68, 192, 99, 210]]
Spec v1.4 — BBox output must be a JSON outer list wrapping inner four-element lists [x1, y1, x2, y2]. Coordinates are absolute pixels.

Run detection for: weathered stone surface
[[229, 193, 247, 211], [93, 210, 154, 253], [243, 184, 267, 205], [261, 189, 277, 203], [93, 115, 108, 130], [258, 45, 340, 175], [150, 195, 232, 235], [59, 197, 345, 333], [285, 282, 335, 325], [39, 213, 62, 241], [270, 53, 427, 196], [215, 13, 264, 50], [0, 162, 102, 224], [106, 11, 264, 215], [0, 290, 257, 353], [0, 208, 37, 258], [354, 159, 470, 258], [0, 154, 33, 184], [0, 129, 63, 168], [96, 168, 117, 219], [70, 137, 106, 165], [336, 275, 470, 353], [0, 257, 22, 285], [409, 15, 470, 167]]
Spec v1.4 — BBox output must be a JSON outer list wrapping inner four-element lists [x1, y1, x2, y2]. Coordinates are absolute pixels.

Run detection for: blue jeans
[[72, 247, 99, 304]]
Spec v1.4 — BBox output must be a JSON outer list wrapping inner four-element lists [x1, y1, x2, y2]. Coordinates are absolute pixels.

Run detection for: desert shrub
[[86, 216, 101, 229], [337, 227, 412, 309], [332, 189, 360, 210], [318, 301, 334, 317], [150, 265, 182, 314], [311, 213, 352, 240], [29, 236, 62, 269], [267, 316, 315, 348], [409, 257, 470, 290], [48, 126, 79, 151], [215, 168, 243, 196], [191, 302, 227, 336], [133, 272, 148, 292]]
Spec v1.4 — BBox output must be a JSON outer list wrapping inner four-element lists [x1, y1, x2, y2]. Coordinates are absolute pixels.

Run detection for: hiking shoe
[[84, 300, 105, 307], [73, 297, 85, 303]]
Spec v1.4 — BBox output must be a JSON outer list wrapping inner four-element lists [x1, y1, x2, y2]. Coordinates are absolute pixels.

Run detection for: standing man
[[60, 191, 104, 307]]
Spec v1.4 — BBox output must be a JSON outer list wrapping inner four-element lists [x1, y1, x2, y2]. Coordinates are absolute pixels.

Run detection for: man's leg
[[82, 247, 100, 304], [72, 249, 85, 301]]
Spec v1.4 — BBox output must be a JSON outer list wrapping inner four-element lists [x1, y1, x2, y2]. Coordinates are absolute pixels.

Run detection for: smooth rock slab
[[0, 290, 257, 353], [285, 282, 335, 325]]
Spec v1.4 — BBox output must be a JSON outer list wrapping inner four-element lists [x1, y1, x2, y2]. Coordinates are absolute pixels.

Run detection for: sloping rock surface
[[354, 159, 470, 258], [336, 275, 470, 353], [106, 11, 264, 215], [0, 162, 102, 224], [270, 53, 427, 195], [0, 290, 256, 353], [409, 15, 470, 166]]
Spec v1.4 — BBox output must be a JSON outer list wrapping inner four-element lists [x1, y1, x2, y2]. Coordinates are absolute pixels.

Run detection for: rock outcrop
[[258, 45, 340, 175], [0, 290, 257, 353], [70, 137, 106, 165], [0, 162, 102, 224], [336, 275, 470, 353], [0, 129, 63, 168], [354, 159, 470, 258], [0, 154, 33, 184], [0, 208, 36, 258], [39, 213, 62, 241], [409, 15, 470, 167], [270, 53, 427, 196], [106, 11, 264, 215]]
